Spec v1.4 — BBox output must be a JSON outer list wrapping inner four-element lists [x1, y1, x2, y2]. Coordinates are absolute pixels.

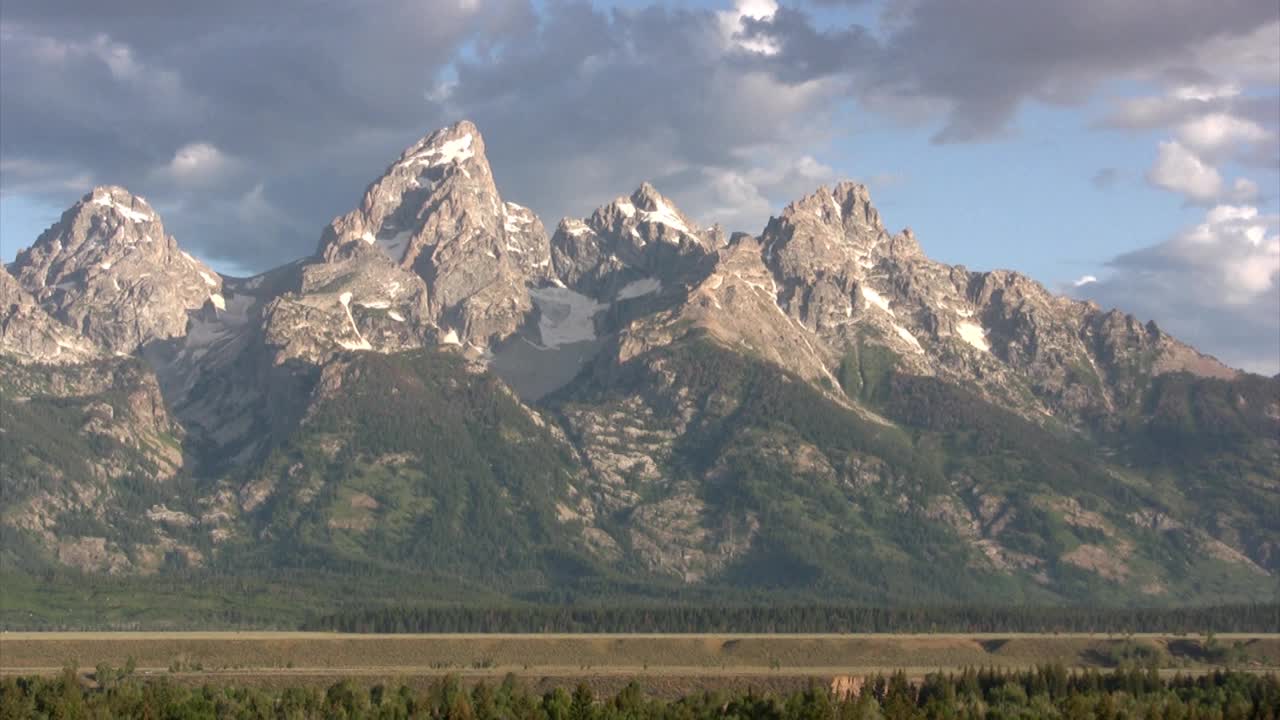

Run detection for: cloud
[[1171, 83, 1243, 102], [434, 3, 849, 234], [1073, 275, 1098, 287], [0, 157, 94, 196], [1176, 112, 1271, 155], [1075, 204, 1280, 374], [1147, 141, 1222, 203], [154, 142, 242, 188], [718, 0, 781, 55], [0, 0, 1276, 284], [1229, 177, 1261, 203], [0, 0, 502, 267], [689, 152, 839, 229], [853, 1, 1279, 142]]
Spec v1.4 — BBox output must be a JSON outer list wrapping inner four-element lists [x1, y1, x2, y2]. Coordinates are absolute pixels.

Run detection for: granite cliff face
[[8, 186, 224, 356], [317, 121, 550, 350], [0, 266, 99, 365], [747, 182, 1238, 426], [1, 121, 1275, 606], [551, 182, 722, 297]]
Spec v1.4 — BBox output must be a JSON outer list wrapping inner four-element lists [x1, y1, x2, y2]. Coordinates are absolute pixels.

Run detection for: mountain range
[[2, 120, 1277, 623]]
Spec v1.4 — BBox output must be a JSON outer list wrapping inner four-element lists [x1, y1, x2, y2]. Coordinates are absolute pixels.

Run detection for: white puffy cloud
[[1170, 83, 1241, 102], [1146, 140, 1222, 203], [1176, 112, 1270, 154], [692, 152, 839, 230], [162, 142, 240, 187], [1076, 204, 1280, 373], [1177, 204, 1280, 299], [718, 0, 781, 55]]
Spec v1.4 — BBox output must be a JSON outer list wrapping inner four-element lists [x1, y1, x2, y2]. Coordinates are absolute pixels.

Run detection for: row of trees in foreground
[[306, 604, 1280, 634], [3, 665, 1278, 720]]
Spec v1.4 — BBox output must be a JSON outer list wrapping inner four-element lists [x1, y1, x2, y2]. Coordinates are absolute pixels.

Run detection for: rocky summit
[[2, 121, 1276, 620]]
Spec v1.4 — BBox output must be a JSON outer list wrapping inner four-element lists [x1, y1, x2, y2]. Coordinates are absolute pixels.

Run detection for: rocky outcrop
[[0, 265, 99, 364], [551, 182, 723, 297], [8, 186, 223, 355], [748, 181, 1238, 424], [317, 120, 549, 348], [260, 256, 432, 364]]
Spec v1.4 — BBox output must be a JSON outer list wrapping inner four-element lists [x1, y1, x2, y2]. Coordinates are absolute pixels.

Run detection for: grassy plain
[[3, 632, 1278, 696]]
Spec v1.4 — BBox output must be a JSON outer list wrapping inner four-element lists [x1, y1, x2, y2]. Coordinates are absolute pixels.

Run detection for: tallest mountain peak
[[397, 119, 486, 169]]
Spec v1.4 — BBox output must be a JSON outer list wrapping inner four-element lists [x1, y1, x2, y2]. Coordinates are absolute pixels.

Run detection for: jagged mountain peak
[[773, 181, 885, 238], [552, 183, 722, 296], [629, 181, 673, 212], [321, 119, 503, 264], [627, 182, 702, 236], [19, 185, 174, 264], [83, 184, 159, 222], [301, 120, 550, 354], [394, 119, 486, 172], [9, 185, 224, 355]]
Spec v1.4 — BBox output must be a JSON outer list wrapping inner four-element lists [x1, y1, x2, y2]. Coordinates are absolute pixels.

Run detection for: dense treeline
[[306, 604, 1280, 634], [3, 665, 1277, 720]]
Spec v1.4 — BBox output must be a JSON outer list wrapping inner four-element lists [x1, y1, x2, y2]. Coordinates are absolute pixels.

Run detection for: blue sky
[[1, 0, 1277, 371]]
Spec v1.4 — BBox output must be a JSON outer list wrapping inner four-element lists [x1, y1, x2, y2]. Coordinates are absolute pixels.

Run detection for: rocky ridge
[[1, 120, 1275, 603]]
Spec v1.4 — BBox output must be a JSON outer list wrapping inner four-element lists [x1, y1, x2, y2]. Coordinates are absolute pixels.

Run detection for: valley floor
[[3, 632, 1277, 696]]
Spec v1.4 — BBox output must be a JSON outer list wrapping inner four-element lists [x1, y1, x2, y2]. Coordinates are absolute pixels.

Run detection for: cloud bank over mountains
[[1, 0, 1276, 371]]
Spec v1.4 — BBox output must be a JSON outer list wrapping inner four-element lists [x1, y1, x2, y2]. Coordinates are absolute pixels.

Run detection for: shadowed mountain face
[[2, 121, 1276, 611]]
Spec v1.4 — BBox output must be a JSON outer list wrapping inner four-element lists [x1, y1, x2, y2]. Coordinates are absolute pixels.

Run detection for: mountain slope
[[1, 120, 1276, 619]]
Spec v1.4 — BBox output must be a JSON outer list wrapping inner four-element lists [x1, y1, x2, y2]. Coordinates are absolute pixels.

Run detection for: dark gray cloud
[[1, 0, 856, 271], [877, 0, 1277, 142], [745, 0, 1278, 142], [439, 3, 854, 236], [1, 0, 520, 270]]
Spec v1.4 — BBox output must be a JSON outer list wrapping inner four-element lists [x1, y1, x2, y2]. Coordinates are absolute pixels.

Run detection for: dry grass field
[[2, 632, 1278, 695]]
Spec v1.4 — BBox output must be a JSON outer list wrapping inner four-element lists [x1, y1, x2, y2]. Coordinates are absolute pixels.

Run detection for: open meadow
[[2, 632, 1277, 696]]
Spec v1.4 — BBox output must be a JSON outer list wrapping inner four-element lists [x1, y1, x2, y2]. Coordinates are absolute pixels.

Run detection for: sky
[[1, 0, 1277, 373]]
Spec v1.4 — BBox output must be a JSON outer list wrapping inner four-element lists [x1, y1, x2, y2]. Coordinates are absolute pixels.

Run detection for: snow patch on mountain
[[530, 286, 608, 347], [565, 220, 593, 237], [377, 230, 412, 263], [617, 277, 662, 300], [894, 323, 924, 353], [956, 321, 990, 352], [860, 286, 893, 315], [337, 291, 372, 350], [639, 198, 690, 234], [406, 133, 474, 168], [504, 203, 533, 233], [91, 194, 153, 223]]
